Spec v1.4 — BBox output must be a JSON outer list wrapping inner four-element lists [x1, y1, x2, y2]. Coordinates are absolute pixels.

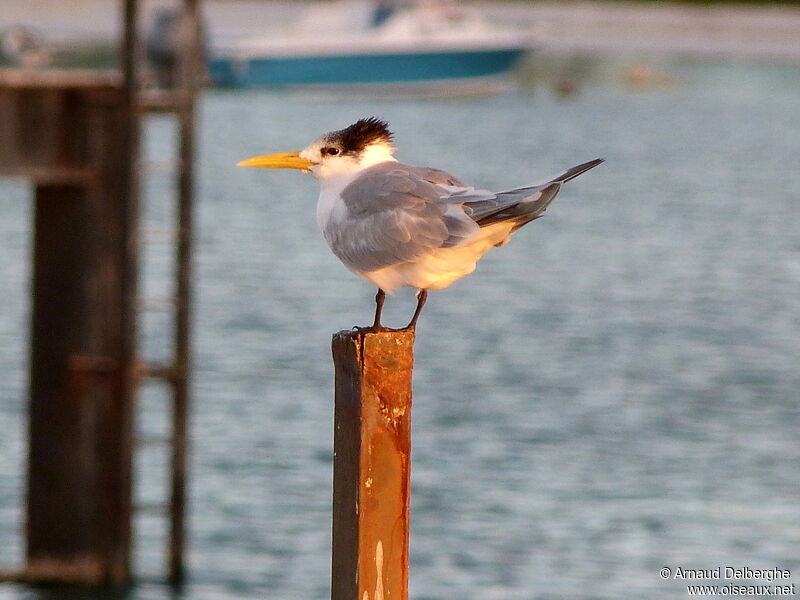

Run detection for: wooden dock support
[[167, 0, 202, 583], [0, 0, 200, 586], [331, 329, 415, 600], [27, 183, 116, 585], [0, 70, 139, 586]]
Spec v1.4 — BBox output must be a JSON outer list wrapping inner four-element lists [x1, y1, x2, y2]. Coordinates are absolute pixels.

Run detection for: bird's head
[[238, 117, 396, 181]]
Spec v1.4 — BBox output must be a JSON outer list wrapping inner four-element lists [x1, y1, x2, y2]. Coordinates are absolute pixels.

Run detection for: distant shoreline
[[1, 1, 799, 61]]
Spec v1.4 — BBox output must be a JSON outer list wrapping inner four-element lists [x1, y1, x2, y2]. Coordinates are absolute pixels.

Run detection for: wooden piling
[[1, 0, 199, 587], [331, 329, 415, 600], [26, 183, 104, 584], [0, 71, 139, 585], [168, 0, 202, 582]]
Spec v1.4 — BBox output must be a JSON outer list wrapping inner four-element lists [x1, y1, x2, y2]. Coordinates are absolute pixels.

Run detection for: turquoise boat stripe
[[210, 49, 525, 87]]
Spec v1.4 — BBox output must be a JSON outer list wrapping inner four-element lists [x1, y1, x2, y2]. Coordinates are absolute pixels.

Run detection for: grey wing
[[329, 159, 603, 273], [330, 163, 481, 272], [412, 166, 468, 187]]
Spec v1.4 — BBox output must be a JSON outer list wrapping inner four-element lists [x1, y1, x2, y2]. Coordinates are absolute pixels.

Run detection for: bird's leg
[[371, 288, 386, 330], [405, 289, 428, 330]]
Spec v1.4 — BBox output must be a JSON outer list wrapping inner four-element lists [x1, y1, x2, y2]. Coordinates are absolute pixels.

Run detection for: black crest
[[332, 117, 393, 154]]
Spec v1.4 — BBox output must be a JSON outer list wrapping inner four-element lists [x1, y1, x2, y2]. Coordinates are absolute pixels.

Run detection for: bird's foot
[[350, 323, 416, 333], [403, 289, 428, 330], [351, 323, 404, 334], [348, 288, 422, 334]]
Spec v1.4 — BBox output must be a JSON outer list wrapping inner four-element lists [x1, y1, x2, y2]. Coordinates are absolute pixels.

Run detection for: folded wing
[[330, 159, 603, 273], [331, 163, 482, 272]]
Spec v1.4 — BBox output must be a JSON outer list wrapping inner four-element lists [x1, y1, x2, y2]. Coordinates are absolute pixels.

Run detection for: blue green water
[[1, 58, 799, 599]]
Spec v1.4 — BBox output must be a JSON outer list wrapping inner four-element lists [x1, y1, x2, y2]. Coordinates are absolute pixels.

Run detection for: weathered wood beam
[[0, 55, 139, 592], [26, 184, 101, 583], [168, 0, 202, 583], [331, 329, 415, 600]]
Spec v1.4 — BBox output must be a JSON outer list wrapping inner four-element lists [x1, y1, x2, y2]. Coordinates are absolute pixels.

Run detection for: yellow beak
[[237, 151, 316, 171]]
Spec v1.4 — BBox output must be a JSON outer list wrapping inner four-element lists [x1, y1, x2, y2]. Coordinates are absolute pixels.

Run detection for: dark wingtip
[[556, 158, 605, 183]]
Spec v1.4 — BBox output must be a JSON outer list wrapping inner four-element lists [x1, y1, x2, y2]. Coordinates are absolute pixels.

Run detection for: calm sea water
[[1, 58, 799, 599]]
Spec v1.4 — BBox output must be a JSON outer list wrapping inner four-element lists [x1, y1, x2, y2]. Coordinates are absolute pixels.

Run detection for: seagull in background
[[239, 118, 603, 330]]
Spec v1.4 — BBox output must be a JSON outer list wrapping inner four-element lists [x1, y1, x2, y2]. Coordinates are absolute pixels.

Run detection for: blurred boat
[[208, 1, 534, 89]]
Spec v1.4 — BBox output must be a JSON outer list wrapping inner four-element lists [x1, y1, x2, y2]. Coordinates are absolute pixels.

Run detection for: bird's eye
[[324, 147, 340, 156]]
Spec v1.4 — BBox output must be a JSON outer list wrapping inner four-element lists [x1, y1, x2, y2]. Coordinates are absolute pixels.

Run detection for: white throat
[[314, 143, 397, 230]]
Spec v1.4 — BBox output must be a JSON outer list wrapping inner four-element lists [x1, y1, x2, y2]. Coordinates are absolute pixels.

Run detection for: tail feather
[[476, 158, 604, 229]]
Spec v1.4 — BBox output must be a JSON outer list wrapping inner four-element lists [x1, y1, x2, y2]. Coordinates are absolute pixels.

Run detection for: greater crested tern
[[239, 118, 603, 330]]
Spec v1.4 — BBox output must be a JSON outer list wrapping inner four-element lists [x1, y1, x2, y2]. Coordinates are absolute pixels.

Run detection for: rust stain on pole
[[331, 329, 415, 600]]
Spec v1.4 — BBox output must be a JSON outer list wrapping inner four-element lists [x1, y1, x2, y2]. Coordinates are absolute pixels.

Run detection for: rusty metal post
[[331, 329, 414, 600]]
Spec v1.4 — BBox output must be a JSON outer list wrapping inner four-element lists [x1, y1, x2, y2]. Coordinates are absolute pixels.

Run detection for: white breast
[[316, 183, 350, 232]]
